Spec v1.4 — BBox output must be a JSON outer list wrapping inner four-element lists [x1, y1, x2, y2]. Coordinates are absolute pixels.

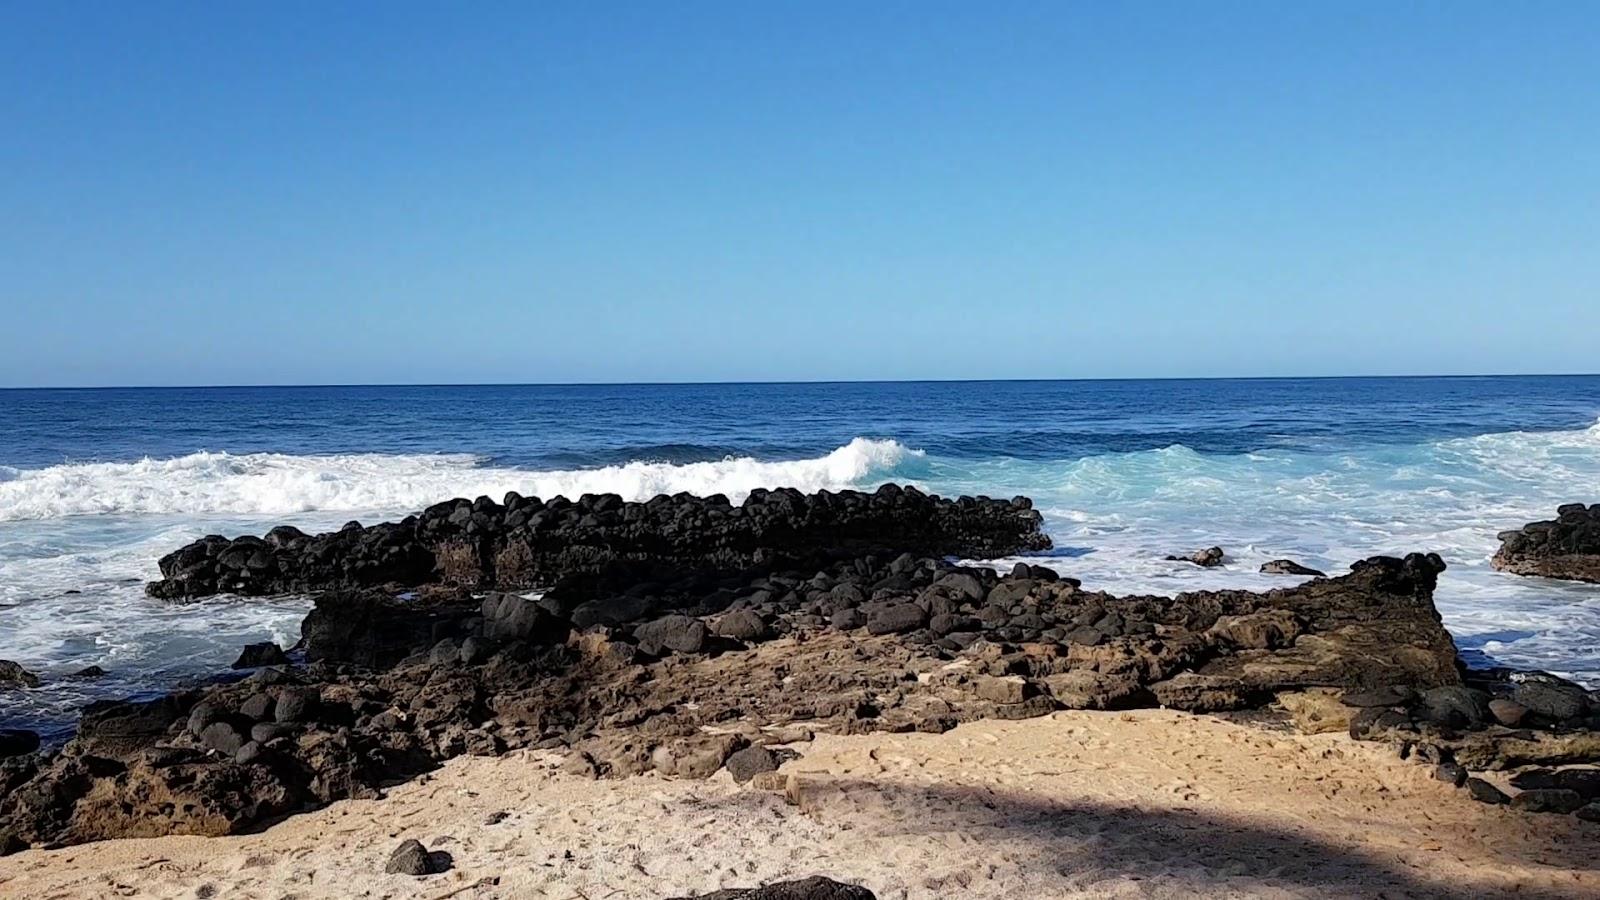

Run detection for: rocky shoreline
[[4, 487, 1600, 860]]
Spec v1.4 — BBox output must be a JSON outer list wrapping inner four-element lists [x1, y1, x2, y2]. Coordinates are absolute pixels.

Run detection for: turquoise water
[[3, 376, 1599, 732]]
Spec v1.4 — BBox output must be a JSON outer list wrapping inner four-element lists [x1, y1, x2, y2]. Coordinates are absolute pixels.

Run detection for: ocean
[[3, 376, 1599, 737]]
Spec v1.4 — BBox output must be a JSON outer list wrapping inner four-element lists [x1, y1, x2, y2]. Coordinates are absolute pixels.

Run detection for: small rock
[[1260, 559, 1326, 577], [273, 687, 317, 723], [199, 721, 245, 756], [633, 615, 709, 656], [1433, 763, 1467, 787], [1465, 777, 1509, 805], [70, 665, 106, 679], [239, 692, 276, 722], [716, 609, 773, 643], [1510, 788, 1586, 814], [865, 602, 928, 636], [458, 635, 493, 665], [385, 838, 433, 876], [666, 875, 876, 900], [1166, 547, 1224, 567], [0, 660, 40, 689], [230, 642, 289, 670], [829, 609, 866, 631], [1576, 802, 1600, 823], [725, 746, 779, 784]]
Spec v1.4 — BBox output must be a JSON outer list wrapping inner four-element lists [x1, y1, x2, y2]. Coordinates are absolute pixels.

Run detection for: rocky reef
[[1493, 503, 1600, 583], [4, 486, 1599, 855], [145, 485, 1052, 600]]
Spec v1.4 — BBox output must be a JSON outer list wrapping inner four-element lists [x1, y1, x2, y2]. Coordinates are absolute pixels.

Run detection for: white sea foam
[[0, 437, 921, 521]]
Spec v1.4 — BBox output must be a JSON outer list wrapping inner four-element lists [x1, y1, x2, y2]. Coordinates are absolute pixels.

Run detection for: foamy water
[[2, 381, 1599, 735]]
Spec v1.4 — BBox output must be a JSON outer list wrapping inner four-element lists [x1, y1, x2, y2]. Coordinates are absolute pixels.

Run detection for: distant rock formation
[[1492, 504, 1600, 583], [146, 485, 1052, 600]]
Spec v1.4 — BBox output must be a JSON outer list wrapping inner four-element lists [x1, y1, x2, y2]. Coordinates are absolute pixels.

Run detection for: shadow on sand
[[784, 777, 1596, 899]]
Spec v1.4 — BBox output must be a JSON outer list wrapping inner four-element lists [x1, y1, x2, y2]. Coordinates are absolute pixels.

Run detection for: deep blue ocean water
[[4, 376, 1600, 735]]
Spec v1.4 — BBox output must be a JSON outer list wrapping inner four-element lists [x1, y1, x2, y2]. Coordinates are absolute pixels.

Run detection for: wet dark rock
[[0, 660, 40, 689], [1492, 504, 1600, 583], [670, 875, 877, 900], [0, 730, 40, 759], [231, 642, 289, 670], [1260, 559, 1326, 577], [71, 665, 106, 679], [1167, 546, 1224, 567]]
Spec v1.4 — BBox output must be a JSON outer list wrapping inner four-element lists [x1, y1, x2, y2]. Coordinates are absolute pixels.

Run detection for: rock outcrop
[[2, 537, 1472, 853], [1492, 504, 1600, 583], [4, 487, 1593, 854], [147, 485, 1051, 600]]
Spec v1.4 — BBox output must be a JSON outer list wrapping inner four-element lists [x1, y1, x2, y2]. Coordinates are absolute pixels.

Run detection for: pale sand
[[3, 710, 1596, 899]]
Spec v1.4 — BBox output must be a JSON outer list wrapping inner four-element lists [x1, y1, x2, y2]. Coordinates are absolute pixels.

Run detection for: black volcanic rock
[[1493, 504, 1600, 583], [670, 876, 876, 900], [1167, 546, 1225, 567], [8, 481, 1580, 856], [231, 642, 290, 669], [146, 486, 1052, 600], [1260, 559, 1326, 577], [0, 660, 40, 689]]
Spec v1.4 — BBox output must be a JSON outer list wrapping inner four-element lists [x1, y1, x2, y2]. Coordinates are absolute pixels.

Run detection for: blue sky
[[2, 2, 1596, 386]]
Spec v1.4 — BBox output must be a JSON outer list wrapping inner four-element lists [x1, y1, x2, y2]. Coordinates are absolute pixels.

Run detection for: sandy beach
[[5, 709, 1595, 900]]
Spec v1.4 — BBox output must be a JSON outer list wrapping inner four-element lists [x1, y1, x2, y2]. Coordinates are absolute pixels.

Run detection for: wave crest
[[0, 438, 922, 521]]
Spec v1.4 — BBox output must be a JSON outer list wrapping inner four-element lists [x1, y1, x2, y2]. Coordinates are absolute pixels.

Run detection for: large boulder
[[1493, 504, 1600, 583]]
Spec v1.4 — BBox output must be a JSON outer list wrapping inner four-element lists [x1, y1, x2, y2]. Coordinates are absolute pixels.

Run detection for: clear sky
[[2, 2, 1596, 387]]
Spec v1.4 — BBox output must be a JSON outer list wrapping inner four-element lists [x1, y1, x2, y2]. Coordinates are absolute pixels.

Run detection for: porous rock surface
[[1493, 503, 1600, 583], [3, 487, 1596, 854]]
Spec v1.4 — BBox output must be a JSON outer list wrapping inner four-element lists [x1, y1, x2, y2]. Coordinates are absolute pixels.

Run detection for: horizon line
[[3, 371, 1600, 391]]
